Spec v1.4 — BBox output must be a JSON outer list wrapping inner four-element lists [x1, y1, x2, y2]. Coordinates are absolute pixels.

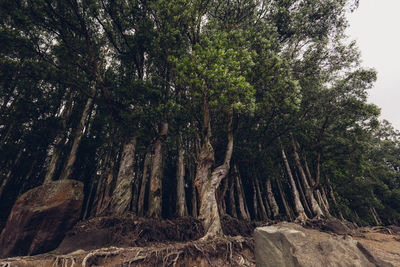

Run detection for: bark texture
[[276, 174, 294, 221], [195, 105, 234, 238], [59, 84, 96, 181], [43, 91, 73, 184], [234, 164, 250, 220], [176, 134, 187, 217], [266, 178, 279, 218], [290, 134, 324, 218], [279, 138, 308, 222], [228, 174, 238, 218], [148, 122, 168, 218], [137, 149, 151, 216], [108, 136, 137, 216]]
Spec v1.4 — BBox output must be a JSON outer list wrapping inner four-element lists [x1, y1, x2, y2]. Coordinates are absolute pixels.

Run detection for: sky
[[346, 0, 400, 130]]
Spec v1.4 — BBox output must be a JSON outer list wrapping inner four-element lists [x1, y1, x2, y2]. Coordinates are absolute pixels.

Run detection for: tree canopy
[[1, 0, 399, 235]]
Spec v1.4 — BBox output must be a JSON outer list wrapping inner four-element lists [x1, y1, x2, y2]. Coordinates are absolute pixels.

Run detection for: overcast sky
[[346, 0, 400, 130]]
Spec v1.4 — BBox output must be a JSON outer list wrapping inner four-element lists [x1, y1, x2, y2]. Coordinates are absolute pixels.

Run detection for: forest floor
[[1, 215, 400, 266]]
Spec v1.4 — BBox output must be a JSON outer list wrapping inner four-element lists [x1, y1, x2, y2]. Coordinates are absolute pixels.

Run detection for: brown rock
[[0, 179, 84, 258], [322, 218, 353, 235]]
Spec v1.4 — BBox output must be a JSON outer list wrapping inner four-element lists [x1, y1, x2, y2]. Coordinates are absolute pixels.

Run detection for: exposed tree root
[[295, 213, 309, 224], [0, 235, 252, 267], [73, 235, 255, 267]]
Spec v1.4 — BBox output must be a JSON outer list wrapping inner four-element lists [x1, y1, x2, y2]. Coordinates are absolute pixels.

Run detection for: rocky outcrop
[[0, 179, 84, 258], [254, 223, 394, 267]]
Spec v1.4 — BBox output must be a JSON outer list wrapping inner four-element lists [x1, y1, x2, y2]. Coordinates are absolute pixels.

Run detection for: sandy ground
[[354, 228, 400, 266]]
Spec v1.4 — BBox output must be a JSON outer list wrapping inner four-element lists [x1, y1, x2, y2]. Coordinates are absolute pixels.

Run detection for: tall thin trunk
[[137, 149, 151, 216], [93, 148, 116, 217], [228, 174, 238, 218], [217, 174, 229, 216], [191, 164, 198, 218], [265, 178, 279, 218], [303, 155, 315, 186], [234, 164, 250, 220], [371, 207, 382, 225], [108, 136, 137, 216], [43, 91, 73, 184], [263, 196, 272, 219], [255, 177, 268, 220], [328, 181, 344, 220], [279, 137, 308, 222], [100, 168, 115, 215], [0, 149, 23, 199], [276, 173, 294, 221], [290, 133, 324, 218], [131, 157, 141, 214], [321, 186, 330, 211], [148, 122, 168, 218], [176, 133, 187, 217], [59, 84, 96, 180], [303, 155, 330, 216], [83, 178, 96, 219], [315, 150, 321, 188], [316, 189, 330, 216], [295, 171, 312, 216], [251, 178, 259, 220]]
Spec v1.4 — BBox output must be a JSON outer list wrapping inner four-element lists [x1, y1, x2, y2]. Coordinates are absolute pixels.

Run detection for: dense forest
[[1, 0, 399, 239]]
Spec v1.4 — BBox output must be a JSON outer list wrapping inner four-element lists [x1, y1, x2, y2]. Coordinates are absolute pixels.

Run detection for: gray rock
[[254, 223, 394, 267]]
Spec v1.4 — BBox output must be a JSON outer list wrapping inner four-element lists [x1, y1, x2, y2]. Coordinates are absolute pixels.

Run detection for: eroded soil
[[2, 216, 400, 266]]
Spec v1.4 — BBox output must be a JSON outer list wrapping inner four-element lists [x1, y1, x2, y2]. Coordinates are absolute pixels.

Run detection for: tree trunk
[[316, 189, 331, 216], [137, 149, 151, 216], [83, 177, 96, 219], [290, 133, 324, 218], [321, 186, 331, 212], [130, 157, 141, 214], [371, 207, 382, 225], [328, 182, 344, 220], [191, 165, 198, 218], [93, 149, 116, 217], [303, 155, 330, 216], [217, 174, 229, 216], [108, 136, 137, 216], [176, 133, 187, 217], [195, 102, 233, 238], [59, 84, 96, 180], [303, 155, 315, 186], [279, 137, 308, 222], [43, 91, 73, 184], [228, 174, 238, 218], [294, 171, 312, 217], [251, 178, 259, 220], [234, 164, 250, 220], [265, 178, 279, 218], [255, 177, 268, 220], [0, 149, 23, 199], [276, 173, 294, 221], [148, 122, 168, 218]]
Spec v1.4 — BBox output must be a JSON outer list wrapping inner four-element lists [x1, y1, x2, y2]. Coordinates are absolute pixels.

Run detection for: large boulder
[[0, 179, 84, 258], [254, 222, 394, 267]]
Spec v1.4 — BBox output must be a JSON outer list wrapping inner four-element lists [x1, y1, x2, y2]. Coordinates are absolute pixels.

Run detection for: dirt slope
[[1, 218, 400, 266]]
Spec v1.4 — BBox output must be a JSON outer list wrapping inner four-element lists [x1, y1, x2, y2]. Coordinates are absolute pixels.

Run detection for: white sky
[[346, 0, 400, 130]]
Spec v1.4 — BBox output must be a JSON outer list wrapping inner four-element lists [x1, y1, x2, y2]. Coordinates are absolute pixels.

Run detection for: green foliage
[[1, 0, 399, 226]]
